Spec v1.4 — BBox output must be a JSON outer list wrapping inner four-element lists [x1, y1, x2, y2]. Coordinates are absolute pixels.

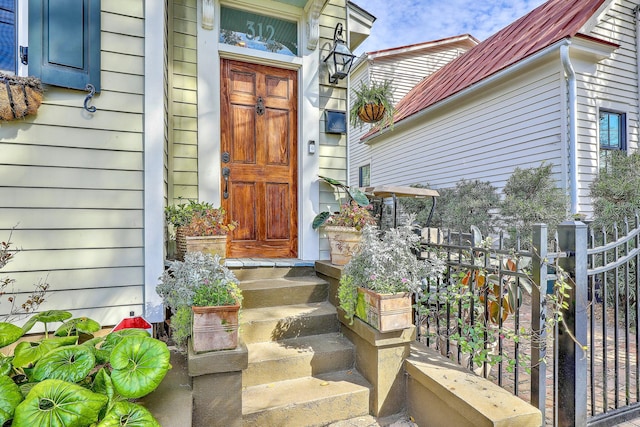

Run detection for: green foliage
[[590, 151, 640, 230], [338, 224, 445, 323], [313, 176, 373, 230], [400, 181, 499, 237], [0, 312, 170, 427], [157, 252, 242, 348], [500, 163, 568, 248], [349, 79, 396, 130], [96, 401, 161, 427], [168, 306, 192, 348], [164, 199, 214, 227]]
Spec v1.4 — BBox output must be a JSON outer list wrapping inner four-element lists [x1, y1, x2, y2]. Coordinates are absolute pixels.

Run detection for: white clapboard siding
[[364, 61, 564, 193], [574, 0, 640, 216], [0, 209, 143, 230], [0, 1, 145, 326], [169, 0, 198, 201]]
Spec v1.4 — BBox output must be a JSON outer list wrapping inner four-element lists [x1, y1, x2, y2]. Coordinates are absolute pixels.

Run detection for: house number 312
[[246, 20, 275, 42]]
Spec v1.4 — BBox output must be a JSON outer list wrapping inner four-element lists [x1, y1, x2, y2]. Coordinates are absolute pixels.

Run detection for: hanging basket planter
[[0, 74, 44, 121], [357, 103, 386, 123]]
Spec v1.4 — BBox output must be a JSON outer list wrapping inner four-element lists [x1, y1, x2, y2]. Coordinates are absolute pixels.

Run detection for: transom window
[[599, 110, 626, 171], [219, 6, 298, 57]]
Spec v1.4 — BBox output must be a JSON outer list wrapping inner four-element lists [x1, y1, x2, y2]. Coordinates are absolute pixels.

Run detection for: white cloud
[[353, 0, 547, 54]]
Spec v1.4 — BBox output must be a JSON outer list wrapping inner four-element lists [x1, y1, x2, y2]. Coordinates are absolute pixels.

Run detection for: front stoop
[[237, 265, 372, 426]]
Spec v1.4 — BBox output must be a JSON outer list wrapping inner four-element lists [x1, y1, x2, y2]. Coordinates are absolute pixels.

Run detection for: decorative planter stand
[[191, 303, 240, 353], [324, 226, 362, 266], [355, 287, 412, 332]]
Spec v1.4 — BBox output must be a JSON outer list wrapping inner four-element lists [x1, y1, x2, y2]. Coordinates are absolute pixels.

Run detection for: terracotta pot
[[191, 303, 240, 353], [357, 103, 385, 123], [355, 287, 412, 332], [324, 226, 362, 266], [185, 235, 227, 260]]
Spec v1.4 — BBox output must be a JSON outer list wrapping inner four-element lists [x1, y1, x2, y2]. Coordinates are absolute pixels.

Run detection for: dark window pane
[[0, 0, 15, 73]]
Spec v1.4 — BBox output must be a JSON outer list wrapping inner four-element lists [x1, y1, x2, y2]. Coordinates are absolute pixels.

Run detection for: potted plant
[[338, 223, 445, 332], [312, 176, 377, 265], [349, 79, 396, 130], [156, 252, 243, 353], [165, 200, 238, 261]]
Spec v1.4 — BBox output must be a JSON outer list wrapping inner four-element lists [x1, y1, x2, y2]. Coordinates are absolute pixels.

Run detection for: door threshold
[[225, 258, 315, 268]]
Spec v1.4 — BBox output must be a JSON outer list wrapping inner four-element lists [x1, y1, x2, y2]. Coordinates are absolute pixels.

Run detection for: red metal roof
[[367, 0, 607, 137]]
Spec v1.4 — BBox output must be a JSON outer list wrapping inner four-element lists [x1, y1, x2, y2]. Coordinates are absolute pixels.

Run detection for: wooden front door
[[220, 59, 298, 258]]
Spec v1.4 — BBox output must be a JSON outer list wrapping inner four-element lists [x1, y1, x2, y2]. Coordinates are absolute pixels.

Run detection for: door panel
[[221, 59, 298, 258]]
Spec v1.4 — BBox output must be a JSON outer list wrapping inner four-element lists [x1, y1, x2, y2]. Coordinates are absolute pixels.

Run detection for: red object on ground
[[112, 316, 153, 335]]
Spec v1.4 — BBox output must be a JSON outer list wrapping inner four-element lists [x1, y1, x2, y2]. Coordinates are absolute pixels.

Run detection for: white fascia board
[[363, 38, 572, 144]]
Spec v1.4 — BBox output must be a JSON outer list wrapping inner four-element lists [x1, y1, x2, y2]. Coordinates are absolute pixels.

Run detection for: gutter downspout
[[560, 43, 579, 215]]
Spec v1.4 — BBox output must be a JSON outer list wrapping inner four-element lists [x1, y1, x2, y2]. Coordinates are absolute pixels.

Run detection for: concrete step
[[229, 264, 317, 281], [240, 276, 329, 309], [139, 349, 192, 426], [242, 370, 371, 427], [241, 301, 339, 344], [243, 332, 355, 387]]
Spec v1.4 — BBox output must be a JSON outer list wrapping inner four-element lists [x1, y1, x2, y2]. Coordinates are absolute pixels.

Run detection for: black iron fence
[[418, 219, 640, 427]]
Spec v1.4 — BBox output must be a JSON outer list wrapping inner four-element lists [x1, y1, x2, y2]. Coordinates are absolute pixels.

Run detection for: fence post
[[557, 221, 588, 427], [531, 224, 548, 421]]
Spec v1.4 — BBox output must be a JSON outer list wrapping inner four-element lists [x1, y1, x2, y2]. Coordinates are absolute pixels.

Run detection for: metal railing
[[418, 219, 640, 426]]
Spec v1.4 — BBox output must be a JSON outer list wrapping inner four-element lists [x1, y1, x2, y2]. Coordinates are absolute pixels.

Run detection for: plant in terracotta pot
[[156, 252, 242, 353], [349, 79, 396, 130], [165, 200, 238, 261], [312, 176, 377, 265], [338, 223, 444, 332]]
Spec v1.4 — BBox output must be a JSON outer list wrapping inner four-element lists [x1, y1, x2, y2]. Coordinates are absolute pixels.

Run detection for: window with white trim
[[359, 164, 370, 187], [599, 110, 626, 172]]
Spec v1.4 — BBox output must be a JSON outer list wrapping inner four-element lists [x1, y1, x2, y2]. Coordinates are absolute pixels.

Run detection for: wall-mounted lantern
[[323, 23, 355, 84]]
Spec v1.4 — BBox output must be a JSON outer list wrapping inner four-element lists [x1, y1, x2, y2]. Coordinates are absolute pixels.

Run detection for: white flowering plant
[[338, 223, 445, 323]]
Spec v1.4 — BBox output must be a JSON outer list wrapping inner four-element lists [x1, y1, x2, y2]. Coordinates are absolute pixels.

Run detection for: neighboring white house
[[0, 0, 373, 326], [355, 0, 634, 219], [348, 34, 479, 187]]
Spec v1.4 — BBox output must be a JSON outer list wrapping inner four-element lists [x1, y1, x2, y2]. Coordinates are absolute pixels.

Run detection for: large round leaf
[[32, 310, 73, 324], [32, 345, 96, 383], [0, 355, 13, 376], [0, 374, 23, 426], [12, 379, 107, 427], [96, 401, 161, 427], [55, 317, 101, 337], [110, 337, 171, 399], [12, 336, 78, 368], [0, 322, 24, 348]]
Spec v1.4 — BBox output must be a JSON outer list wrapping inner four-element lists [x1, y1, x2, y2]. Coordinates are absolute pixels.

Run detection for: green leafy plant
[[183, 207, 238, 237], [400, 180, 500, 236], [0, 311, 171, 426], [349, 79, 396, 130], [338, 223, 445, 323], [164, 199, 213, 228], [156, 252, 242, 347], [500, 163, 569, 249], [313, 175, 373, 230]]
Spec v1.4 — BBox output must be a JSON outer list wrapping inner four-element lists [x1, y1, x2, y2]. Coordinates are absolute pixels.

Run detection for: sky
[[353, 0, 548, 54]]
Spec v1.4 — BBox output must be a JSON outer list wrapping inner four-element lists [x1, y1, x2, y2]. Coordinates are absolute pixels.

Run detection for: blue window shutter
[[28, 0, 100, 91], [0, 0, 16, 73]]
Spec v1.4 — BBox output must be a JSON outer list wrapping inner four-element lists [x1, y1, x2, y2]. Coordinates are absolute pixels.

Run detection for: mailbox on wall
[[325, 110, 347, 134]]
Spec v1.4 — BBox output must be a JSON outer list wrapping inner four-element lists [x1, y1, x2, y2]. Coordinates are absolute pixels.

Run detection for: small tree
[[590, 151, 640, 230], [400, 180, 499, 237], [500, 163, 568, 248]]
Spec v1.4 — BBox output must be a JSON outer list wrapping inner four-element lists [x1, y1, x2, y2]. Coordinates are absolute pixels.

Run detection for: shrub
[[500, 163, 568, 248], [400, 180, 499, 237]]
